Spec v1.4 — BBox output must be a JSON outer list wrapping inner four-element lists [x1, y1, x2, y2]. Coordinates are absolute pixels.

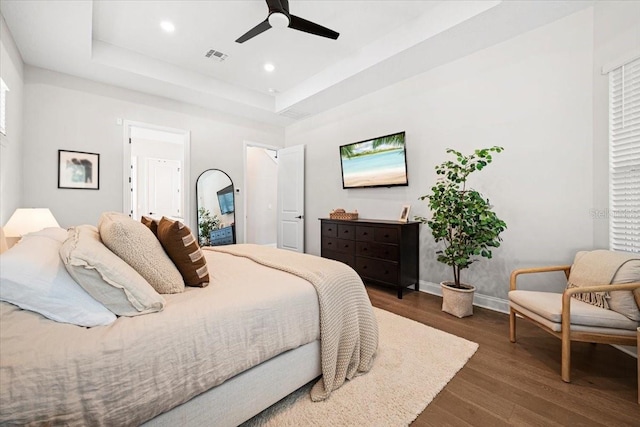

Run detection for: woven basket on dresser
[[329, 212, 359, 220]]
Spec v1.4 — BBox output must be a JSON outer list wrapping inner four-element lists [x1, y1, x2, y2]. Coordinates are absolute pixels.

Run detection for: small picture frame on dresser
[[399, 205, 411, 223]]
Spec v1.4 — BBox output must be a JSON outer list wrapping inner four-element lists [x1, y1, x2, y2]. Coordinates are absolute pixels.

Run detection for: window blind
[[609, 56, 640, 253]]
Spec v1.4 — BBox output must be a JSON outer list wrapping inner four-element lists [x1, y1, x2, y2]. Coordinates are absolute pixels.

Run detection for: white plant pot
[[441, 281, 476, 318]]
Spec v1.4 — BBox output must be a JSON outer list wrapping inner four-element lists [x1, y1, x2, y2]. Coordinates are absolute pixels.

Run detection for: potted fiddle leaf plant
[[416, 146, 507, 318]]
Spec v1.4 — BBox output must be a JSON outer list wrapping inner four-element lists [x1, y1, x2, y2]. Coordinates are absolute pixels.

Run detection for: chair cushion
[[509, 290, 639, 331], [569, 251, 640, 320], [610, 258, 640, 320]]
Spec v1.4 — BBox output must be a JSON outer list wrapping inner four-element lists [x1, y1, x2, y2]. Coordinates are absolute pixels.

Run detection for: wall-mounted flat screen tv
[[217, 184, 235, 215], [339, 131, 408, 189]]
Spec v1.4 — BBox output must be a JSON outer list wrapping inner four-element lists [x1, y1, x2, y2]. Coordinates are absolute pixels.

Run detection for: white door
[[147, 158, 182, 220], [277, 145, 305, 252]]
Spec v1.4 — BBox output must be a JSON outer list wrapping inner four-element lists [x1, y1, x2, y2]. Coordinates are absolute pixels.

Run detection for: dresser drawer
[[321, 222, 338, 238], [356, 241, 399, 260], [322, 250, 355, 269], [337, 224, 356, 240], [375, 227, 398, 244], [355, 258, 398, 285], [355, 226, 374, 242], [322, 237, 355, 254]]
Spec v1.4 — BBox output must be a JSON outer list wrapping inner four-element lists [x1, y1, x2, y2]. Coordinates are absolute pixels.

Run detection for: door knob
[[295, 215, 304, 219]]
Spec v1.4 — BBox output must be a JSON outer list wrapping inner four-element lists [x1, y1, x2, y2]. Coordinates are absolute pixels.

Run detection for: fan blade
[[289, 15, 339, 40], [279, 0, 290, 13], [266, 0, 286, 14], [236, 19, 272, 43]]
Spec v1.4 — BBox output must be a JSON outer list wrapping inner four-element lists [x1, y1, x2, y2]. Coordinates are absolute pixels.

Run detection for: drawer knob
[[328, 242, 332, 246], [344, 244, 349, 248], [363, 232, 368, 235], [384, 234, 389, 238], [363, 266, 368, 269], [363, 248, 368, 251]]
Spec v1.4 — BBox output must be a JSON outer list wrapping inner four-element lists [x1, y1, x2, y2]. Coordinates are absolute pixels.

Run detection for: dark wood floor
[[366, 285, 639, 426]]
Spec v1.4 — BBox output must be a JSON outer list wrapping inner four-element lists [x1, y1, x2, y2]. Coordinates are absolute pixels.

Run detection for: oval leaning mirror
[[196, 169, 236, 246]]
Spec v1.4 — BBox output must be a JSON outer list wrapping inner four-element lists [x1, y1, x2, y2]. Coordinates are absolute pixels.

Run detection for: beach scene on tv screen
[[341, 134, 407, 188]]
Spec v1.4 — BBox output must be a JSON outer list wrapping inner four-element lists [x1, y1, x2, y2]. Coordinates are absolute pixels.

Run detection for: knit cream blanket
[[207, 244, 379, 401]]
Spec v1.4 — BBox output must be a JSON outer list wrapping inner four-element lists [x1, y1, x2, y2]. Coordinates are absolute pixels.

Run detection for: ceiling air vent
[[204, 49, 228, 62], [278, 108, 311, 120]]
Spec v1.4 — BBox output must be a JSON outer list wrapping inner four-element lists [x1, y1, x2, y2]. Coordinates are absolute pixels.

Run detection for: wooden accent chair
[[508, 250, 640, 386]]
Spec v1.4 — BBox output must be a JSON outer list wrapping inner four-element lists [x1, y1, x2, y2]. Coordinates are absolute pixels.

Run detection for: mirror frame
[[195, 169, 236, 246]]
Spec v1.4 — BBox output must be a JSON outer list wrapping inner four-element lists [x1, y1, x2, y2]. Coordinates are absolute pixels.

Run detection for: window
[[609, 56, 640, 253], [0, 78, 8, 136]]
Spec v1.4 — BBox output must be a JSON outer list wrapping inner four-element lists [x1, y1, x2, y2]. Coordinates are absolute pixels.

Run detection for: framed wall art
[[58, 150, 100, 190]]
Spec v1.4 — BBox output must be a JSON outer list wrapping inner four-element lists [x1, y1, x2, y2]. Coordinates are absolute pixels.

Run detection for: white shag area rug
[[242, 307, 479, 427]]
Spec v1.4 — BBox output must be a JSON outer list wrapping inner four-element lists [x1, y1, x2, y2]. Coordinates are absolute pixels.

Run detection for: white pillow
[[0, 228, 116, 327], [60, 225, 165, 316]]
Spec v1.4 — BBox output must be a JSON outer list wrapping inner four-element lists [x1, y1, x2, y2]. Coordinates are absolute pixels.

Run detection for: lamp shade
[[3, 208, 60, 237]]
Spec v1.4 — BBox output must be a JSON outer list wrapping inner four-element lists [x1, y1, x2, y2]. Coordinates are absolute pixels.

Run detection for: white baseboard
[[417, 280, 637, 358], [418, 280, 510, 314]]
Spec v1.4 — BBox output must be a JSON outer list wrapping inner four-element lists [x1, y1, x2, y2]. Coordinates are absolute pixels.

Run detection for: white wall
[[21, 67, 284, 238], [591, 1, 640, 248], [246, 147, 277, 245], [286, 9, 596, 301], [0, 14, 23, 225]]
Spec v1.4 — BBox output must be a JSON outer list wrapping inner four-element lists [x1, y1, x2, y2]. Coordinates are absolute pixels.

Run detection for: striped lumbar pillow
[[157, 217, 210, 287]]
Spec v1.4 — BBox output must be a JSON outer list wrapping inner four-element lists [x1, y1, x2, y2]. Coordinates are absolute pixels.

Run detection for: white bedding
[[0, 251, 320, 426]]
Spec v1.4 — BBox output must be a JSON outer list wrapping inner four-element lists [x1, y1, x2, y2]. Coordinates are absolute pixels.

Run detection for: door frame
[[123, 120, 191, 229], [242, 140, 281, 244]]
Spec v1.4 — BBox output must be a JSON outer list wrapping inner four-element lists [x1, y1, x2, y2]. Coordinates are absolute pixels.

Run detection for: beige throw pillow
[[99, 212, 185, 294], [610, 259, 640, 321], [60, 225, 166, 316], [569, 251, 640, 320], [157, 217, 209, 287]]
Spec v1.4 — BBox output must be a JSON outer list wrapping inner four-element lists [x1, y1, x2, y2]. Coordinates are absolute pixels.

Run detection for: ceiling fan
[[236, 0, 339, 44]]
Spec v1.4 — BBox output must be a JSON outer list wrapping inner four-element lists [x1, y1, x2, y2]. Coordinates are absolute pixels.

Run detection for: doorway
[[244, 143, 278, 246], [243, 142, 305, 252], [123, 121, 191, 228]]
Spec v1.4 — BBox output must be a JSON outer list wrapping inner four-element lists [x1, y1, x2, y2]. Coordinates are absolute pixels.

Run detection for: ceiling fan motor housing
[[268, 12, 290, 28]]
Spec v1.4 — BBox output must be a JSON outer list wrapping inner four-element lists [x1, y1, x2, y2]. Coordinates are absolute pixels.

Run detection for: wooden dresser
[[320, 218, 419, 298]]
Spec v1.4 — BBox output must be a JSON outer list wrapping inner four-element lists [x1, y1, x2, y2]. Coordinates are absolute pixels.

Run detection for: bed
[[0, 222, 378, 426]]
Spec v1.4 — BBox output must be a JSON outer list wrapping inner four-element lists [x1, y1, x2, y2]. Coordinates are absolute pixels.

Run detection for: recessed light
[[160, 21, 175, 33], [264, 63, 275, 72], [268, 88, 277, 94]]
